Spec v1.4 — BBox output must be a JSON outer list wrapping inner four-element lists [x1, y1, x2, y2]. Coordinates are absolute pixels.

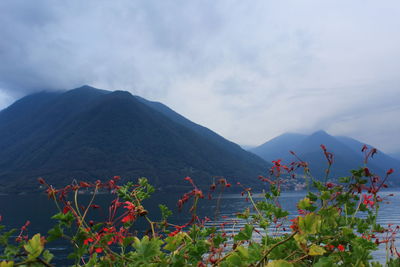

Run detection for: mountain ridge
[[0, 86, 269, 192], [250, 130, 400, 182]]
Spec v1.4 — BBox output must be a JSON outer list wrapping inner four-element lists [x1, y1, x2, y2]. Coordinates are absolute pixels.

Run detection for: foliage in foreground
[[0, 145, 399, 266]]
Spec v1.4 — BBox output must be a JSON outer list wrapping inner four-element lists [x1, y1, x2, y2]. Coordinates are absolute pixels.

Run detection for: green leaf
[[298, 213, 321, 235], [339, 176, 350, 183], [0, 261, 14, 267], [266, 260, 294, 267], [387, 258, 400, 267], [320, 191, 331, 201], [212, 233, 227, 247], [0, 229, 16, 246], [132, 236, 163, 262], [248, 242, 263, 262], [4, 245, 19, 259], [234, 224, 253, 241], [23, 234, 44, 260], [51, 212, 74, 226], [164, 232, 186, 251], [86, 253, 99, 266], [159, 204, 172, 221], [307, 192, 318, 201], [314, 257, 335, 267], [237, 208, 250, 220], [47, 225, 63, 242], [122, 236, 135, 247], [298, 197, 311, 209], [308, 244, 326, 256], [42, 250, 54, 263], [236, 246, 249, 259], [225, 254, 242, 266]]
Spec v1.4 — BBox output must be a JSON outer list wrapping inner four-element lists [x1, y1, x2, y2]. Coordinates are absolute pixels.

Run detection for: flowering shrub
[[0, 145, 399, 266]]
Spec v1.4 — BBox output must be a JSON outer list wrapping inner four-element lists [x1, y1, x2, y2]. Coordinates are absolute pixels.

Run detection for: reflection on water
[[1, 190, 399, 265]]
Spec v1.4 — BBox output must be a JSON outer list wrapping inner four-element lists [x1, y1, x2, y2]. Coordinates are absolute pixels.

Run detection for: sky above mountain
[[0, 0, 399, 153]]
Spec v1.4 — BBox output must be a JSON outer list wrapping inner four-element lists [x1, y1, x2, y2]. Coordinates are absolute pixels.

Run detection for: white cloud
[[0, 0, 399, 152]]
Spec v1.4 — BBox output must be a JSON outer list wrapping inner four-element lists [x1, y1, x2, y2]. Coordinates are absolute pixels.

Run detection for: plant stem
[[81, 185, 98, 223], [145, 216, 156, 237], [256, 231, 298, 267], [247, 191, 262, 218]]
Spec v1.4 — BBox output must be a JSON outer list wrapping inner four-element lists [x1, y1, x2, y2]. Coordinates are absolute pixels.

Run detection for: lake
[[1, 190, 399, 265]]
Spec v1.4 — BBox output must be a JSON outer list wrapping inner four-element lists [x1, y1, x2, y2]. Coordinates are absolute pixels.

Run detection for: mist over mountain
[[0, 86, 269, 192], [251, 130, 400, 183]]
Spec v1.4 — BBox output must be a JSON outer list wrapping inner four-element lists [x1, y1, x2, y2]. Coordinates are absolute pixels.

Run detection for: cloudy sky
[[0, 0, 399, 153]]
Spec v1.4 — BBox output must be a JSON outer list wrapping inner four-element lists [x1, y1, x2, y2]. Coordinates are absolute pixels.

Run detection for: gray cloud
[[0, 0, 400, 152]]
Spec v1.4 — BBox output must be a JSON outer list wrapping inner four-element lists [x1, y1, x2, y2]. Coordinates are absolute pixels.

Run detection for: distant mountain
[[0, 86, 269, 192], [335, 136, 400, 173], [389, 152, 400, 161], [251, 130, 400, 182], [240, 145, 255, 150], [250, 133, 307, 161]]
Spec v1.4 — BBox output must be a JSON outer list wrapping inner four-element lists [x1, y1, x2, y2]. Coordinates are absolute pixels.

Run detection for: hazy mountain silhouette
[[0, 86, 269, 192], [389, 152, 400, 161], [250, 133, 307, 161], [251, 130, 400, 182]]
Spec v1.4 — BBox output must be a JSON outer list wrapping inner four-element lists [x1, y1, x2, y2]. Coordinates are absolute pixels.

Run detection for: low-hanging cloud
[[0, 0, 400, 152]]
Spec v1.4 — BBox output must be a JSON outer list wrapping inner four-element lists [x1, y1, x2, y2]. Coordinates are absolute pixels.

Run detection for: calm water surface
[[1, 190, 399, 265]]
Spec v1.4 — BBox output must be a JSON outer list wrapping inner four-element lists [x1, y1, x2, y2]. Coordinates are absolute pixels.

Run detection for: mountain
[[250, 133, 307, 161], [134, 96, 266, 171], [251, 130, 400, 182], [389, 152, 400, 161], [0, 86, 269, 192], [335, 136, 400, 173]]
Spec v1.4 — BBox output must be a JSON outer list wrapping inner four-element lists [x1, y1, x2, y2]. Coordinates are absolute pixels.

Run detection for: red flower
[[194, 189, 204, 198], [325, 244, 335, 251], [289, 217, 299, 231], [271, 159, 288, 176], [326, 182, 335, 188], [363, 194, 375, 208], [84, 238, 94, 245], [320, 144, 333, 165], [168, 229, 181, 237], [123, 201, 135, 211], [337, 244, 345, 252], [62, 206, 71, 214], [387, 168, 394, 175], [184, 176, 193, 184], [121, 214, 135, 223], [364, 168, 371, 176], [298, 209, 306, 215], [94, 247, 103, 253], [79, 181, 91, 188]]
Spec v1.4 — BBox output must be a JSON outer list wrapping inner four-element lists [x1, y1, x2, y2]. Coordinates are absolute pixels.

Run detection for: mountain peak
[[76, 85, 96, 90], [0, 86, 269, 192], [252, 130, 400, 183], [69, 85, 110, 95], [112, 90, 133, 98], [310, 130, 330, 137]]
